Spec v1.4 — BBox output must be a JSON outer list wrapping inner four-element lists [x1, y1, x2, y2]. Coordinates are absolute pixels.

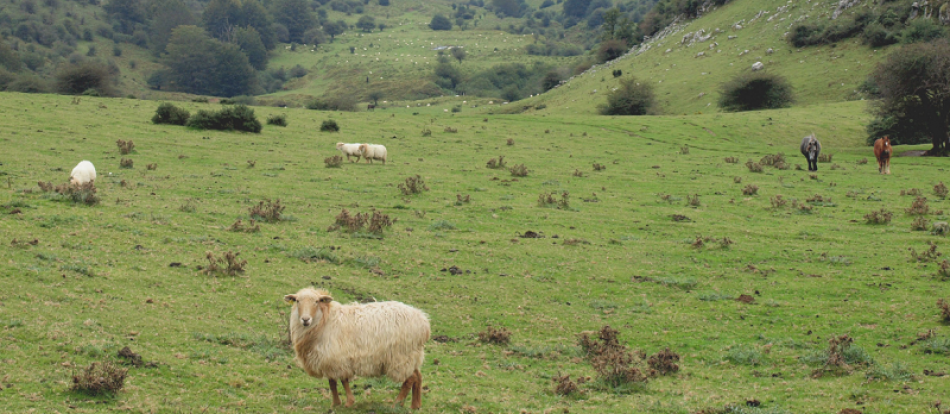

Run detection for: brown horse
[[367, 104, 376, 111], [873, 136, 891, 174]]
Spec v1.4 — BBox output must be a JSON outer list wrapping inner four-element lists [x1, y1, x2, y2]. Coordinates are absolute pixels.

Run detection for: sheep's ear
[[319, 296, 333, 303], [284, 295, 297, 304]]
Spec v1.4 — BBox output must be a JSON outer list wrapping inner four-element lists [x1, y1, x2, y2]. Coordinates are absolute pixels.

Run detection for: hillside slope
[[524, 0, 890, 116]]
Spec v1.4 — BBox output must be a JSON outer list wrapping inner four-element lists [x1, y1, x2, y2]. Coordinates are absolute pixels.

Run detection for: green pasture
[[0, 92, 949, 413]]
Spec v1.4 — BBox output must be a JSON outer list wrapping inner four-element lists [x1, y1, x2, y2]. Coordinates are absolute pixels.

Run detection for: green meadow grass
[[1, 92, 949, 413]]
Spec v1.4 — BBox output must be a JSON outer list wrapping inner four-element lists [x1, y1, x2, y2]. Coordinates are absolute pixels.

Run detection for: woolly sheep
[[335, 143, 363, 162], [358, 144, 387, 164], [69, 160, 96, 186], [285, 288, 430, 409]]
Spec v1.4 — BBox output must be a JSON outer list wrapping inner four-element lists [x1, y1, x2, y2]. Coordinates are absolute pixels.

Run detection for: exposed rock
[[752, 61, 764, 71], [696, 51, 705, 57], [766, 47, 774, 55], [832, 0, 864, 20]]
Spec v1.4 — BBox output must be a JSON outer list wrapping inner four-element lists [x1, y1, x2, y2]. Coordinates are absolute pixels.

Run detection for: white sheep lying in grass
[[335, 142, 363, 162], [285, 288, 430, 409], [69, 160, 97, 185], [358, 144, 387, 164]]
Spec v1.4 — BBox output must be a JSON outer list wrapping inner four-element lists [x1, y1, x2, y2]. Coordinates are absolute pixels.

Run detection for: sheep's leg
[[410, 369, 422, 409], [329, 379, 342, 406], [394, 376, 413, 407], [341, 379, 355, 407]]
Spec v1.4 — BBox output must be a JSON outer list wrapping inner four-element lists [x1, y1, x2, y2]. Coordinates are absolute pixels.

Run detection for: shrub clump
[[578, 326, 652, 390], [51, 181, 99, 205], [553, 373, 580, 396], [599, 77, 656, 115], [186, 105, 262, 133], [486, 156, 507, 169], [718, 72, 794, 112], [266, 113, 288, 127], [330, 208, 394, 236], [538, 191, 570, 209], [939, 299, 950, 323], [509, 164, 528, 177], [320, 119, 340, 132], [808, 335, 873, 377], [935, 182, 949, 199], [647, 348, 681, 375], [478, 326, 511, 345], [742, 184, 759, 195], [152, 103, 190, 126], [70, 361, 127, 396]]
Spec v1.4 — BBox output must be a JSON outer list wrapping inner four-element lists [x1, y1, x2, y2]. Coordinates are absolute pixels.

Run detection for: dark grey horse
[[800, 133, 821, 171]]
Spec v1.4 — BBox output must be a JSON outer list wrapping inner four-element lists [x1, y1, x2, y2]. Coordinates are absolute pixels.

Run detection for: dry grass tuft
[[146, 163, 157, 171], [116, 139, 135, 155], [864, 209, 892, 224], [724, 156, 738, 164], [509, 164, 528, 177], [54, 182, 100, 205], [818, 153, 833, 163], [486, 156, 507, 169], [120, 158, 133, 169], [201, 251, 247, 276], [324, 155, 343, 168], [911, 216, 930, 231], [553, 373, 579, 396], [909, 242, 941, 263], [398, 175, 429, 195], [593, 163, 606, 171], [578, 326, 653, 388], [939, 299, 950, 322], [647, 348, 681, 375], [70, 361, 127, 396], [906, 196, 930, 215], [742, 184, 758, 195], [745, 160, 763, 173], [506, 138, 515, 146], [538, 191, 570, 209], [249, 199, 285, 222], [228, 219, 260, 233], [478, 326, 511, 345], [935, 182, 948, 199], [901, 188, 921, 196]]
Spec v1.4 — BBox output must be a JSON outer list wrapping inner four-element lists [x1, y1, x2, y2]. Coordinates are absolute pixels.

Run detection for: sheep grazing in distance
[[69, 160, 97, 185], [285, 288, 430, 409], [335, 142, 363, 162], [358, 144, 388, 164]]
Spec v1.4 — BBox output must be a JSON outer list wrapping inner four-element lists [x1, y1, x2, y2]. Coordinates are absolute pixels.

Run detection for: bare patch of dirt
[[519, 230, 544, 238], [736, 294, 755, 304]]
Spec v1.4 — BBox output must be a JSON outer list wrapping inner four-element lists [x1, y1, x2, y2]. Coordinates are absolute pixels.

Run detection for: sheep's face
[[358, 144, 368, 154], [285, 289, 333, 328], [336, 142, 345, 150]]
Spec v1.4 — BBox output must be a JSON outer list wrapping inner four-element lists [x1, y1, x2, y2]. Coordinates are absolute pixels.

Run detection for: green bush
[[429, 14, 452, 31], [306, 95, 356, 111], [863, 23, 898, 48], [267, 113, 288, 127], [152, 103, 191, 126], [320, 119, 340, 132], [599, 77, 656, 115], [54, 61, 116, 96], [900, 19, 946, 44], [718, 72, 794, 112], [185, 105, 262, 133]]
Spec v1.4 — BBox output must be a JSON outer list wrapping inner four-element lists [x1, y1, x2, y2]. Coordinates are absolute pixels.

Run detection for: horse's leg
[[394, 374, 414, 407], [886, 158, 891, 174], [329, 379, 342, 406], [341, 379, 355, 407], [411, 369, 422, 409]]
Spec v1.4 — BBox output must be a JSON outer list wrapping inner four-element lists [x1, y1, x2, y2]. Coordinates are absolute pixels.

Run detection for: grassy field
[[1, 92, 949, 414]]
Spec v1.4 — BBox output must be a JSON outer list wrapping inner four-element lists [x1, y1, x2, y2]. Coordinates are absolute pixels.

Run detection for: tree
[[451, 47, 466, 64], [271, 0, 315, 43], [596, 39, 627, 63], [541, 69, 562, 91], [164, 25, 257, 97], [562, 0, 589, 18], [0, 41, 21, 72], [234, 26, 268, 70], [433, 60, 461, 89], [104, 0, 146, 34], [323, 20, 346, 41], [869, 40, 950, 154], [55, 61, 117, 96], [368, 90, 383, 105], [600, 8, 634, 44], [201, 0, 241, 39], [378, 23, 387, 32], [356, 15, 376, 32], [148, 0, 195, 56], [241, 0, 277, 50], [717, 72, 794, 112], [599, 77, 656, 115], [429, 14, 452, 31], [491, 0, 526, 18]]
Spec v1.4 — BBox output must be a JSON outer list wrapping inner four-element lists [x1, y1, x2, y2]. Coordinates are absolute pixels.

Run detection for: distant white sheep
[[335, 143, 363, 162], [358, 144, 387, 164], [285, 288, 430, 409], [69, 160, 96, 185]]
